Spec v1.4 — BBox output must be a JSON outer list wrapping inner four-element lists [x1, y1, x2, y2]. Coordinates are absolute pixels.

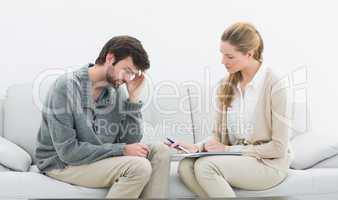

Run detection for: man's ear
[[105, 53, 115, 65]]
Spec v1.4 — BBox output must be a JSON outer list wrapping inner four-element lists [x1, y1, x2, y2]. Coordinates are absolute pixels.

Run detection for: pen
[[166, 137, 191, 154]]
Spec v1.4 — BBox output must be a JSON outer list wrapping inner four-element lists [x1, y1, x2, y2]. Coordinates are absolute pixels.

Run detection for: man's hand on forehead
[[127, 67, 143, 81]]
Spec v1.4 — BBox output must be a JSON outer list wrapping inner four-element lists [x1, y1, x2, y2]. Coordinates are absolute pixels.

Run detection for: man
[[35, 36, 170, 199]]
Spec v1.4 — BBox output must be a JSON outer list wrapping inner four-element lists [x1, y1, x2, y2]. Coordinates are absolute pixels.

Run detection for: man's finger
[[137, 149, 148, 157], [139, 143, 150, 152]]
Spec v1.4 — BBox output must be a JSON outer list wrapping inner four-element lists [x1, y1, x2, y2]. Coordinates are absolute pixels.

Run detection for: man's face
[[106, 56, 140, 88]]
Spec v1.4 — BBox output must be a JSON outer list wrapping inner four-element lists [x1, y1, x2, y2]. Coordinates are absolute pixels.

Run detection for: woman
[[168, 22, 293, 198]]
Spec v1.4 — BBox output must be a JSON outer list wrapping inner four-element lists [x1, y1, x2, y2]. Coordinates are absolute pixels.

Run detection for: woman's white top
[[227, 65, 267, 149]]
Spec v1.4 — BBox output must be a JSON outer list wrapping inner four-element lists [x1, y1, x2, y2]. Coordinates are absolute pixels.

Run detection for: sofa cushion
[[0, 99, 4, 137], [188, 86, 310, 144], [290, 101, 310, 139], [312, 154, 338, 168], [290, 133, 338, 169], [0, 164, 12, 172], [188, 87, 215, 143], [235, 168, 338, 197], [0, 136, 32, 171], [2, 79, 309, 160], [3, 83, 46, 163], [3, 76, 195, 162], [169, 161, 196, 198], [169, 161, 338, 198], [0, 172, 107, 199], [29, 165, 41, 173], [1, 162, 338, 199], [140, 83, 195, 144]]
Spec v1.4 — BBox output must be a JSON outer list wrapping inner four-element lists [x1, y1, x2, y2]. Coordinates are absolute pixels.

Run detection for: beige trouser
[[178, 155, 287, 198], [47, 143, 170, 199]]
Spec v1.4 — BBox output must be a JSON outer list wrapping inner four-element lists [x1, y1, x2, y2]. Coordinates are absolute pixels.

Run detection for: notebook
[[174, 151, 242, 158]]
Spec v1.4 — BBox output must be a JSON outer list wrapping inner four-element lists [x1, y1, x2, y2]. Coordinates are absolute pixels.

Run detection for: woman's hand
[[164, 140, 199, 153], [204, 138, 229, 152]]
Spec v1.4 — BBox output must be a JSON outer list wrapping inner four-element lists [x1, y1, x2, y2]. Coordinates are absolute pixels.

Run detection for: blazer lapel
[[248, 69, 272, 142]]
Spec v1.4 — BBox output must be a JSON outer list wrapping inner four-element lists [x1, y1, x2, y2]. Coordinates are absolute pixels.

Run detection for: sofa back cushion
[[140, 82, 195, 143], [2, 70, 309, 163], [189, 89, 310, 143], [3, 83, 49, 163], [2, 74, 196, 162], [291, 101, 310, 139]]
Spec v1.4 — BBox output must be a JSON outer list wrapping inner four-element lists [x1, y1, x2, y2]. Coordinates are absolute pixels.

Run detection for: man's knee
[[151, 143, 171, 156], [128, 157, 152, 180]]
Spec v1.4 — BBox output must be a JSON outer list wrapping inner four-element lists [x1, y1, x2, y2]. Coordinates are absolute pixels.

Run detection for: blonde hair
[[220, 22, 264, 108]]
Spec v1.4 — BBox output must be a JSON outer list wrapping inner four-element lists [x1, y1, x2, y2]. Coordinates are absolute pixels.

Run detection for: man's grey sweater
[[35, 64, 143, 172]]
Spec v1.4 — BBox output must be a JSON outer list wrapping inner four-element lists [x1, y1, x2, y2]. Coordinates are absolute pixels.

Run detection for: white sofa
[[1, 76, 338, 199]]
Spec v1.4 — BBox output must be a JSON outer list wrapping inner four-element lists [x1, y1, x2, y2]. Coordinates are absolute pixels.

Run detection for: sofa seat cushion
[[169, 161, 196, 198], [1, 163, 338, 199], [0, 172, 107, 199], [169, 161, 338, 198], [235, 168, 338, 197]]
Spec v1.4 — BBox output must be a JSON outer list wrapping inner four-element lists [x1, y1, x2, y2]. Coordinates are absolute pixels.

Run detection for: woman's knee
[[255, 170, 288, 190], [194, 157, 218, 179], [178, 158, 194, 178]]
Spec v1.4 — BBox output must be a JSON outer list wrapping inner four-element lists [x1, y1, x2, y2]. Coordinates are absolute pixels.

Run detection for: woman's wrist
[[190, 144, 199, 153], [227, 145, 243, 153], [224, 145, 230, 152]]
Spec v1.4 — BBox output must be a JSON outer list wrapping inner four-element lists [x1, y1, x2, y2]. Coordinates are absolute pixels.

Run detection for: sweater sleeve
[[115, 87, 144, 144]]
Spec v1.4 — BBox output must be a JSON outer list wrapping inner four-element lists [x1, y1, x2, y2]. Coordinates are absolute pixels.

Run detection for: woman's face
[[220, 41, 251, 74]]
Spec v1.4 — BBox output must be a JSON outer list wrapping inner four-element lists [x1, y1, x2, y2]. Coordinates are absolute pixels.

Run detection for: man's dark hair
[[95, 36, 150, 71]]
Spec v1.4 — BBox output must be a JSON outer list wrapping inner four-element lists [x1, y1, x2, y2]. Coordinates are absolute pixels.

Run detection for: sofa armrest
[[312, 154, 338, 168], [0, 99, 3, 137], [291, 132, 338, 169], [0, 164, 12, 172], [0, 136, 32, 171]]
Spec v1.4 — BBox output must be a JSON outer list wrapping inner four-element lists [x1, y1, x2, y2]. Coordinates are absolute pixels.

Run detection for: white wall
[[0, 0, 337, 134]]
